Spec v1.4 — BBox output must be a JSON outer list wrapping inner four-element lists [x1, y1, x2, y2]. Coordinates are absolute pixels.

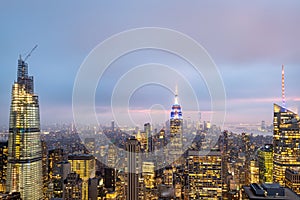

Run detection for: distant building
[[187, 149, 222, 199], [84, 138, 95, 154], [285, 168, 300, 196], [273, 104, 300, 186], [144, 123, 152, 153], [258, 144, 273, 183]]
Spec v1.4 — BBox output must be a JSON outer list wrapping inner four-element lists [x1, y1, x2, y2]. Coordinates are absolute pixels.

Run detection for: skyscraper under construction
[[6, 56, 43, 199]]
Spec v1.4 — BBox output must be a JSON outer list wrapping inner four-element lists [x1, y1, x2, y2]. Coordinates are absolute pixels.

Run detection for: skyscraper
[[257, 144, 273, 183], [6, 56, 43, 199], [125, 137, 141, 200], [273, 103, 300, 186], [272, 65, 300, 186], [144, 123, 151, 153], [169, 88, 183, 164]]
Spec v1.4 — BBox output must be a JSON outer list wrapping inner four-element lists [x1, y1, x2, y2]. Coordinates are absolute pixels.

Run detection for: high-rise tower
[[169, 87, 183, 164], [273, 104, 300, 185], [6, 56, 43, 199], [126, 137, 141, 200], [273, 65, 300, 186], [257, 144, 273, 183]]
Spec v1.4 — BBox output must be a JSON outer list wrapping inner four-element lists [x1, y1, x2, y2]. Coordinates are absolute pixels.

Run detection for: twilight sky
[[0, 1, 300, 127]]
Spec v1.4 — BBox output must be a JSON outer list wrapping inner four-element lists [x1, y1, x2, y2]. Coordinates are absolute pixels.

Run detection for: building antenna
[[282, 64, 286, 108], [174, 85, 178, 105]]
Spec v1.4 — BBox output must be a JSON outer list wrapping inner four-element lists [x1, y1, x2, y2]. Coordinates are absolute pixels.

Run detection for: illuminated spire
[[174, 85, 178, 105], [282, 65, 286, 108]]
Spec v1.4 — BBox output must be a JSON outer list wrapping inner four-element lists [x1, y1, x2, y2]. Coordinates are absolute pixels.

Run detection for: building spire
[[282, 64, 286, 108], [174, 85, 178, 105]]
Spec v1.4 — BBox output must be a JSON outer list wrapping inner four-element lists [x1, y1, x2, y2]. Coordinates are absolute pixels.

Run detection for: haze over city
[[1, 1, 300, 127]]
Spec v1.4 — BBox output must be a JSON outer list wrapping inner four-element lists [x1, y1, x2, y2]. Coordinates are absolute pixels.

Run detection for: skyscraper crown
[[17, 56, 34, 94], [170, 87, 182, 119]]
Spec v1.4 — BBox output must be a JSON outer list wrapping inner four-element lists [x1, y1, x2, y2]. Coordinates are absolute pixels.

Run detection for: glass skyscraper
[[273, 103, 300, 186], [6, 57, 43, 199], [257, 144, 273, 183]]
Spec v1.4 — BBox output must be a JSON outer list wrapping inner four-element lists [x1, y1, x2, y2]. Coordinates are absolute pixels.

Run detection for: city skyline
[[1, 2, 300, 127]]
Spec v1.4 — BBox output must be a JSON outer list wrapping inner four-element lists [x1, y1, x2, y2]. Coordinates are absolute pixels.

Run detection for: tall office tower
[[68, 154, 95, 200], [285, 168, 300, 195], [0, 141, 8, 192], [257, 144, 273, 183], [220, 131, 229, 196], [111, 120, 115, 132], [63, 172, 83, 200], [273, 103, 300, 186], [48, 148, 64, 180], [273, 65, 300, 186], [125, 137, 141, 200], [241, 132, 251, 185], [169, 88, 183, 164], [144, 123, 151, 153], [187, 149, 222, 199], [6, 56, 43, 199]]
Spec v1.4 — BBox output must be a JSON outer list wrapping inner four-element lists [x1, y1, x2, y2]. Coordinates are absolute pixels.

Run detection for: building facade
[[188, 149, 222, 199]]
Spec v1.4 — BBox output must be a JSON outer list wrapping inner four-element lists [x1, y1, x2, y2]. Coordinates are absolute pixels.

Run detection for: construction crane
[[24, 45, 38, 61]]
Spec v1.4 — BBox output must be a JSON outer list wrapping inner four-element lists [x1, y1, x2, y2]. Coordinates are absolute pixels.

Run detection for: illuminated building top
[[170, 87, 182, 120]]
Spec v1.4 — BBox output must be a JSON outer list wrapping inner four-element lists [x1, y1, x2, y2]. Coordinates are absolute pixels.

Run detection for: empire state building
[[6, 56, 43, 199], [168, 88, 183, 165]]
